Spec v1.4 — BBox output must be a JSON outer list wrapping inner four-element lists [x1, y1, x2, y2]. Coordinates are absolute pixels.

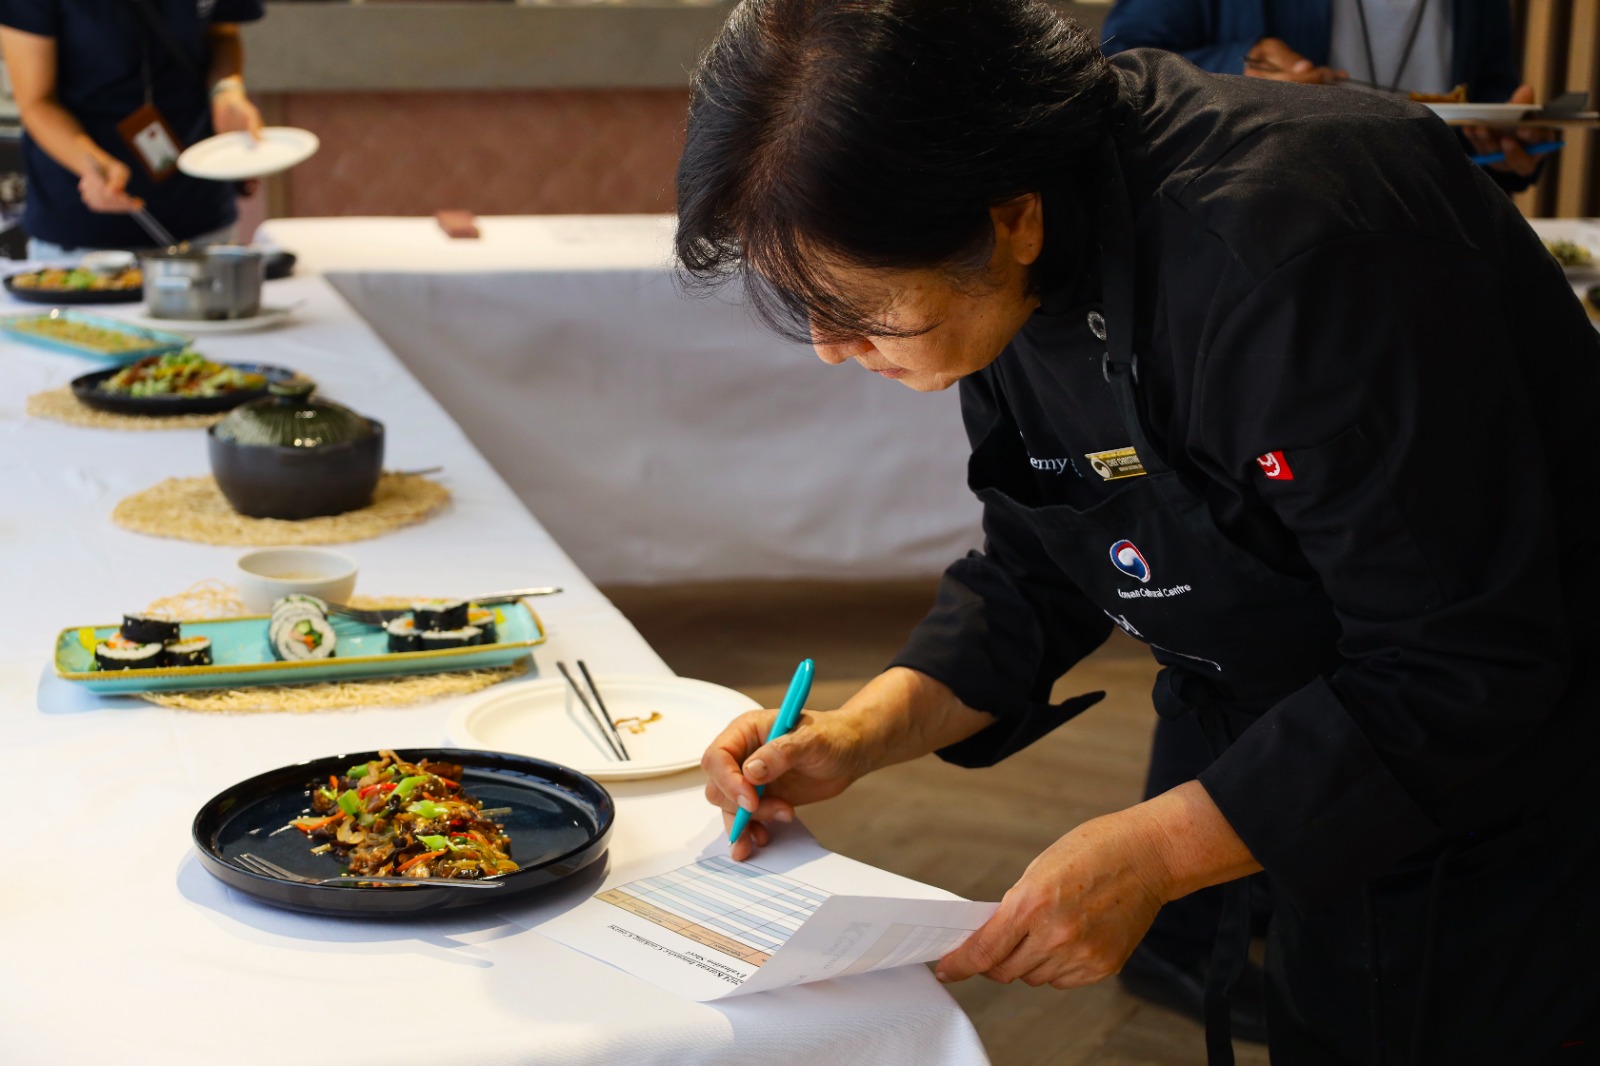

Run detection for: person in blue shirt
[[1099, 0, 1544, 182], [0, 0, 265, 257]]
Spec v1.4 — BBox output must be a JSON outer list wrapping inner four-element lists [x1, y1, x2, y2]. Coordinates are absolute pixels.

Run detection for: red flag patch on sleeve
[[1256, 451, 1294, 480]]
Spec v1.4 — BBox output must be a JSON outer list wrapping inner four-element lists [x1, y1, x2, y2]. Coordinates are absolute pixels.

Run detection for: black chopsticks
[[557, 660, 630, 761]]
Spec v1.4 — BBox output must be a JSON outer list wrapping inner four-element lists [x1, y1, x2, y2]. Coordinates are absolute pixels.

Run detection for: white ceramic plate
[[1423, 103, 1531, 124], [178, 127, 320, 181], [128, 305, 294, 335], [447, 675, 761, 781]]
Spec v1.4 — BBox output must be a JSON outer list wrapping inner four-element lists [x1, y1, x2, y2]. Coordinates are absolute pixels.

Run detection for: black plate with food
[[4, 266, 143, 304], [192, 748, 614, 917], [70, 353, 297, 416]]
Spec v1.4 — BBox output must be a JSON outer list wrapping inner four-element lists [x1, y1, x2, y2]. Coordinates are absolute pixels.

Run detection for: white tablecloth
[[0, 275, 988, 1065], [257, 216, 984, 585]]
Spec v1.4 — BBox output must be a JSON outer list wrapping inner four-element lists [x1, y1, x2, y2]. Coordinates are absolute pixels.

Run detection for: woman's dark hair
[[675, 0, 1117, 344]]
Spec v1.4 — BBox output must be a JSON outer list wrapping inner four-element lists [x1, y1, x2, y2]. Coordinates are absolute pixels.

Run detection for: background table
[[0, 275, 988, 1065], [257, 216, 984, 585]]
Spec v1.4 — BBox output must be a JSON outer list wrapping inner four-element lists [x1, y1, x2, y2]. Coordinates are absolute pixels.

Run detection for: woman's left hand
[[935, 807, 1171, 988]]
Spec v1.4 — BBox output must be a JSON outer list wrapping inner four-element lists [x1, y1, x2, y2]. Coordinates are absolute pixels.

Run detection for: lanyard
[[1352, 0, 1432, 93]]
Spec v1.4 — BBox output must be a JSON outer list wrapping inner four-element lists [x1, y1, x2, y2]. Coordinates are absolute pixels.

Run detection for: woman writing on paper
[[688, 1, 1599, 1062], [0, 0, 264, 258]]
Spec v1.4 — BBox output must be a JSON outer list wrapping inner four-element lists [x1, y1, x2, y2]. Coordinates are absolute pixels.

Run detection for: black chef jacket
[[892, 50, 1600, 908]]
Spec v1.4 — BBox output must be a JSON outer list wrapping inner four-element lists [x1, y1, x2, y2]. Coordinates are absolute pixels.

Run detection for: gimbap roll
[[273, 594, 328, 614], [96, 640, 165, 670], [274, 615, 337, 661], [412, 599, 469, 631], [419, 625, 482, 651], [385, 616, 421, 653], [121, 614, 179, 645], [165, 635, 212, 667], [467, 606, 498, 645], [269, 602, 325, 645]]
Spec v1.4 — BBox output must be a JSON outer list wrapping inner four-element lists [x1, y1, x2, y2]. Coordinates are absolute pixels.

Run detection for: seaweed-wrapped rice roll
[[467, 606, 498, 645], [121, 614, 179, 645], [385, 616, 421, 653], [412, 599, 469, 631], [274, 614, 336, 660], [166, 635, 213, 667], [96, 639, 165, 670]]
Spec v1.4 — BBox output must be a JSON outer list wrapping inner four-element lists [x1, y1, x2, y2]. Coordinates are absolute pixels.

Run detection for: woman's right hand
[[703, 666, 996, 860], [703, 705, 874, 860], [78, 154, 143, 214]]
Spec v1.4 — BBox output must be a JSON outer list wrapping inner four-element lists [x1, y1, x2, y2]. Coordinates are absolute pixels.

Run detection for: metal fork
[[322, 586, 563, 626], [235, 851, 504, 889]]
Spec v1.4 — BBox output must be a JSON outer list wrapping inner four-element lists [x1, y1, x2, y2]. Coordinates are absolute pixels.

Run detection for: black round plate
[[192, 748, 614, 917], [4, 271, 142, 305], [70, 361, 297, 416]]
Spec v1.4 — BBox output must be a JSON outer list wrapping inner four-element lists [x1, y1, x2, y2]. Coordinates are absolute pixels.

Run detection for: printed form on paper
[[537, 830, 999, 1001]]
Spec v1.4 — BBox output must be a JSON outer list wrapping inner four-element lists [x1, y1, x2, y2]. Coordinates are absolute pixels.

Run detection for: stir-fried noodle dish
[[290, 750, 519, 880]]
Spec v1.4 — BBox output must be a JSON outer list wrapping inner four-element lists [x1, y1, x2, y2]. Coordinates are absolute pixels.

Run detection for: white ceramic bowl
[[235, 547, 358, 614], [80, 249, 136, 275]]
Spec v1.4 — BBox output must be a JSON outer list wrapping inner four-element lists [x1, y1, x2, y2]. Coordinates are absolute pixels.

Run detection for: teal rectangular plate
[[3, 309, 189, 362], [53, 602, 545, 694]]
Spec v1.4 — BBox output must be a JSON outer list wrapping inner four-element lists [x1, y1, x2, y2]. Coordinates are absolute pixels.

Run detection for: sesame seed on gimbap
[[418, 625, 482, 651]]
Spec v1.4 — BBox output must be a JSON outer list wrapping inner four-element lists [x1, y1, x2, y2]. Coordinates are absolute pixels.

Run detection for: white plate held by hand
[[1423, 103, 1531, 125], [447, 675, 761, 780], [178, 127, 320, 181]]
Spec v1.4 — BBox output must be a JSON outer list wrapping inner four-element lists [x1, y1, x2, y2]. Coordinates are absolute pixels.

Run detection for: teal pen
[[729, 658, 815, 845]]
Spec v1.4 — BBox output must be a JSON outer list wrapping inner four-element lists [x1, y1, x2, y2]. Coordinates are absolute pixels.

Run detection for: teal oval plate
[[54, 602, 545, 694], [3, 309, 189, 362]]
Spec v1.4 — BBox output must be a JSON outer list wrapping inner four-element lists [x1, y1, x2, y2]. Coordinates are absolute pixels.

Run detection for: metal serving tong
[[236, 852, 505, 889], [322, 586, 563, 626], [85, 156, 185, 252]]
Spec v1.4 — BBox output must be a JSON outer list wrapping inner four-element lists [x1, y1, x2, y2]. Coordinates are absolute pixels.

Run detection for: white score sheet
[[538, 829, 998, 1001]]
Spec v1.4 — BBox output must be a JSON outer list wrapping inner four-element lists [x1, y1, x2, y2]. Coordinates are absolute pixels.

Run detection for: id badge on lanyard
[[116, 12, 183, 182], [116, 105, 182, 181]]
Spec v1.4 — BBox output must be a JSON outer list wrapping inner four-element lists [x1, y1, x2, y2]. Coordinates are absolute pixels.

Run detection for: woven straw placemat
[[112, 471, 450, 545], [135, 581, 530, 713], [27, 386, 224, 430]]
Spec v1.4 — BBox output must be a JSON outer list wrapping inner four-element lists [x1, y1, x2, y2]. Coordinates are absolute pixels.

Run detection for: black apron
[[969, 134, 1324, 1061], [968, 139, 1600, 1063]]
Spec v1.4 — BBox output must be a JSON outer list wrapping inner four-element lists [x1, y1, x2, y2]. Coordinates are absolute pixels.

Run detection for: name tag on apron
[[116, 104, 182, 182], [1085, 446, 1147, 480]]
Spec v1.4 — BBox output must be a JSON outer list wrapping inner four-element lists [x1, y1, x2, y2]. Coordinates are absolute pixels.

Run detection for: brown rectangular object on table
[[435, 210, 481, 239]]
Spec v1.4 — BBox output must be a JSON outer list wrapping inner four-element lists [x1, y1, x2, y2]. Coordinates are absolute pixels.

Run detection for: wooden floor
[[603, 579, 1269, 1066]]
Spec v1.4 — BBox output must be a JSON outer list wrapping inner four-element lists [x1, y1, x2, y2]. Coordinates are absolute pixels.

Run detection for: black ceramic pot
[[207, 381, 385, 520]]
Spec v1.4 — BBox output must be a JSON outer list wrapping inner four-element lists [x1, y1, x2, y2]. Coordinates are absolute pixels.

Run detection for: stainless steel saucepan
[[140, 245, 266, 321]]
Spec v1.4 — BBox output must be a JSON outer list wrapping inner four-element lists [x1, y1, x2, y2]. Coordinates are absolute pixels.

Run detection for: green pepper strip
[[407, 799, 448, 819]]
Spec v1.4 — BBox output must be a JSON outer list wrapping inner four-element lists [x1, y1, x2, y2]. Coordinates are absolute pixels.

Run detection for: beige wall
[[250, 2, 1110, 220]]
